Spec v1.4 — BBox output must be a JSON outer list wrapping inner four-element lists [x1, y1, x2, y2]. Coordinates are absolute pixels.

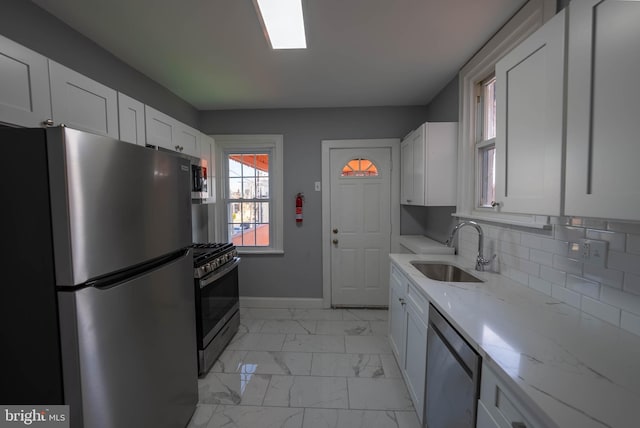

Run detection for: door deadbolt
[[333, 228, 338, 234]]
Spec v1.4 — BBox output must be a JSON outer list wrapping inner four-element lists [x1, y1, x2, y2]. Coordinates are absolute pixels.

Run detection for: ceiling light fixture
[[253, 0, 307, 49]]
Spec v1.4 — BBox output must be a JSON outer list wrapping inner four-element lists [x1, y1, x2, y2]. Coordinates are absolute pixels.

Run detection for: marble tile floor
[[188, 308, 420, 428]]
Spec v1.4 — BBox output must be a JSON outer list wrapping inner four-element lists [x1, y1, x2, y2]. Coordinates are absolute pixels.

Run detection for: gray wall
[[200, 106, 428, 298], [0, 0, 198, 127], [400, 76, 460, 243]]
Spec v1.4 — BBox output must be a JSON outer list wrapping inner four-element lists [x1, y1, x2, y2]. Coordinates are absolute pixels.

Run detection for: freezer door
[[47, 127, 192, 286], [58, 251, 197, 428]]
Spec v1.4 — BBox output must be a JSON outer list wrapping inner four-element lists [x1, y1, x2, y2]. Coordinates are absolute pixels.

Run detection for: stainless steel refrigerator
[[0, 126, 198, 428]]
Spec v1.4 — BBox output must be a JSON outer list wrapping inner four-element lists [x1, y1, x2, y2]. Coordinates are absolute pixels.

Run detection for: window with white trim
[[456, 0, 554, 227], [476, 75, 496, 208], [214, 135, 284, 254]]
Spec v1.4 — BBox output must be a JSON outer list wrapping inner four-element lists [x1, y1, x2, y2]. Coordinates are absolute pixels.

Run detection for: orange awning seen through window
[[229, 154, 269, 172]]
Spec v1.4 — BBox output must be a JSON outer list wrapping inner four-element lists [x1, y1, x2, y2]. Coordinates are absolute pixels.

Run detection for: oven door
[[195, 258, 240, 349]]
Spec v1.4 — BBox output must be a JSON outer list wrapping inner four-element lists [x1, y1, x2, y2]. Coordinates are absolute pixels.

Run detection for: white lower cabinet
[[388, 263, 428, 424], [388, 265, 406, 365], [404, 293, 428, 422], [476, 400, 501, 428], [478, 362, 544, 428]]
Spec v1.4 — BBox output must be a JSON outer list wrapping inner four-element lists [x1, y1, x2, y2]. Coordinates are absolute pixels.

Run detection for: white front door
[[329, 147, 392, 307]]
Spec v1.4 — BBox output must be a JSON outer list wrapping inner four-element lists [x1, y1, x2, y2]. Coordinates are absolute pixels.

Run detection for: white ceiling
[[32, 0, 527, 110]]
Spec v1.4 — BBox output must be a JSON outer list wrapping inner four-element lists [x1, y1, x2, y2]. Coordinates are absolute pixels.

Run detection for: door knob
[[333, 228, 338, 234], [332, 239, 339, 244]]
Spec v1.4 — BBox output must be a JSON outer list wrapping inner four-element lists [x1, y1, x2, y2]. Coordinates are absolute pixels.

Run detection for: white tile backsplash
[[583, 265, 624, 289], [580, 296, 621, 326], [621, 311, 640, 336], [551, 284, 581, 308], [529, 276, 552, 296], [554, 226, 586, 242], [627, 234, 640, 255], [566, 275, 600, 299], [552, 254, 582, 276], [586, 229, 626, 252], [456, 217, 640, 337], [540, 266, 567, 286], [608, 251, 640, 276], [623, 273, 640, 296]]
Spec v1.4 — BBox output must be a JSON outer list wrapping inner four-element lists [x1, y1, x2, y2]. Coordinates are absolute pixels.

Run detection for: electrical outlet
[[579, 238, 607, 268]]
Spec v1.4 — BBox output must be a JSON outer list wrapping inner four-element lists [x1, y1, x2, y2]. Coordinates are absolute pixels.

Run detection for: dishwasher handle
[[428, 303, 480, 377]]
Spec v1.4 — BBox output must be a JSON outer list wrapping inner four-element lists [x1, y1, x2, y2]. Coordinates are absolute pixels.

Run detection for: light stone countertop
[[390, 253, 640, 428], [398, 235, 455, 254]]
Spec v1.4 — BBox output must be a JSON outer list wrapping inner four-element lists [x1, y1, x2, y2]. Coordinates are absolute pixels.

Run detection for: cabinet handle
[[332, 239, 339, 244], [399, 298, 406, 306], [43, 119, 54, 127], [406, 199, 412, 203], [333, 228, 339, 234], [491, 201, 500, 208], [174, 145, 180, 151], [512, 422, 526, 428]]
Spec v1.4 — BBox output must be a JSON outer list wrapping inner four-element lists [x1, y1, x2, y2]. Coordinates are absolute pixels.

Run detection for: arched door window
[[341, 158, 379, 177]]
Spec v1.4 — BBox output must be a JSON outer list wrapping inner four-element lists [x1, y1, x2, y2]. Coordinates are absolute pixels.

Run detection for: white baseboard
[[239, 297, 324, 309]]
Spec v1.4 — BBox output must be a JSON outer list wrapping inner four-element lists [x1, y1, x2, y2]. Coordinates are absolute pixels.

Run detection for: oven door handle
[[199, 257, 240, 288]]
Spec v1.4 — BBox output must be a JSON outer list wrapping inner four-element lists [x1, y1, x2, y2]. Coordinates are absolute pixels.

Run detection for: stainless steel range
[[192, 243, 240, 376]]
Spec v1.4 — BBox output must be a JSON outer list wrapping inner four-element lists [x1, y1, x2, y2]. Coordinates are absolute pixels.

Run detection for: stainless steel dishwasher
[[425, 303, 481, 428]]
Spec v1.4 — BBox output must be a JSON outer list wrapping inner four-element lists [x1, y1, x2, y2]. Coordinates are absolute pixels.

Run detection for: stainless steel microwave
[[191, 158, 208, 200]]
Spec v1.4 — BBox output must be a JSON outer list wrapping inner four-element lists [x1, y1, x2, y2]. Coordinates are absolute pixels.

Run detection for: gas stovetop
[[192, 243, 238, 279]]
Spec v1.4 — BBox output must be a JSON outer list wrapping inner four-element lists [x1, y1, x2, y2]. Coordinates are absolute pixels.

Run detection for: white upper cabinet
[[494, 9, 565, 216], [117, 92, 145, 145], [0, 35, 51, 128], [401, 128, 424, 205], [565, 0, 640, 221], [175, 123, 200, 158], [145, 104, 177, 150], [48, 61, 118, 138], [401, 122, 457, 206]]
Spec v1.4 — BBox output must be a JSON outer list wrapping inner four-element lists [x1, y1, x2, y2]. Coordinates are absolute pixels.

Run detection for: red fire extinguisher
[[296, 193, 304, 223]]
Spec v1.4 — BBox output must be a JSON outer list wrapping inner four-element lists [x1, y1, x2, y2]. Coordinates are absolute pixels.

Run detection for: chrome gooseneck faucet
[[446, 220, 491, 271]]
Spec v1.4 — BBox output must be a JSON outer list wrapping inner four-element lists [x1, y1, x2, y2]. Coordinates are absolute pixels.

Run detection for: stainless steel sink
[[410, 262, 483, 283]]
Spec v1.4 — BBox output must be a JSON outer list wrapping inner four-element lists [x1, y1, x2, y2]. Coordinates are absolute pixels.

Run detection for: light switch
[[315, 181, 321, 191]]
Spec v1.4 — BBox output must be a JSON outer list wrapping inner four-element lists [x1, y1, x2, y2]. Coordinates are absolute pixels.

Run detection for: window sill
[[452, 212, 552, 230]]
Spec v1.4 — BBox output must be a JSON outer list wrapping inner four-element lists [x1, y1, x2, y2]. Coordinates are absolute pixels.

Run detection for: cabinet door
[[400, 135, 415, 204], [388, 267, 406, 366], [400, 128, 425, 205], [494, 10, 565, 215], [480, 362, 544, 428], [145, 105, 176, 150], [49, 61, 118, 138], [117, 93, 145, 145], [175, 124, 200, 158], [476, 400, 501, 428], [404, 301, 428, 424], [565, 0, 640, 221], [0, 35, 51, 128], [425, 122, 457, 206]]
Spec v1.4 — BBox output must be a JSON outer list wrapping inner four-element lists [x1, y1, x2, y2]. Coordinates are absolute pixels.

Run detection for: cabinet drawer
[[407, 282, 428, 325], [480, 362, 543, 428]]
